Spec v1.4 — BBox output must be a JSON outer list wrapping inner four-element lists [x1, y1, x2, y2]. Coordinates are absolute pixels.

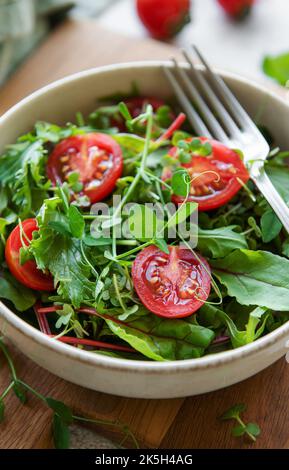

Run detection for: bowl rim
[[1, 60, 289, 374]]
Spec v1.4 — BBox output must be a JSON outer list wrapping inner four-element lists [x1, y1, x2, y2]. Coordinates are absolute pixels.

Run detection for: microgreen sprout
[[0, 337, 139, 449], [220, 403, 261, 442], [176, 138, 212, 163]]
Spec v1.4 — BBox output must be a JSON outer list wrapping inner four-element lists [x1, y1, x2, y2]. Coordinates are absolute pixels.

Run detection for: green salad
[[0, 92, 289, 362]]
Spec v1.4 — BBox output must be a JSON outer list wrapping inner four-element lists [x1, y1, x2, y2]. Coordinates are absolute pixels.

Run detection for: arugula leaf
[[32, 234, 92, 308], [0, 141, 44, 186], [198, 226, 248, 258], [68, 205, 84, 239], [0, 271, 36, 311], [55, 304, 74, 329], [34, 121, 81, 143], [212, 249, 289, 310], [30, 199, 94, 307], [263, 52, 289, 86], [0, 121, 87, 217], [0, 140, 49, 217], [104, 309, 215, 361]]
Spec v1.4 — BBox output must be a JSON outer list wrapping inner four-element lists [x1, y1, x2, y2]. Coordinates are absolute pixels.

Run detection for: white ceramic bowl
[[1, 62, 289, 399]]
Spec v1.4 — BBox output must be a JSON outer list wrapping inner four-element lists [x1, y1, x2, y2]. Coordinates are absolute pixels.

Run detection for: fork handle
[[252, 168, 289, 235]]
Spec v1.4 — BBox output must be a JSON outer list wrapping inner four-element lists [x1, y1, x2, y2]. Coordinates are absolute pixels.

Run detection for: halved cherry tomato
[[132, 245, 211, 318], [5, 219, 54, 291], [164, 137, 249, 211], [47, 133, 123, 204]]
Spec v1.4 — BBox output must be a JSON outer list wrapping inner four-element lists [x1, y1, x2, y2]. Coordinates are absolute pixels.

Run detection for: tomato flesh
[[165, 137, 249, 211], [47, 133, 123, 204], [5, 219, 54, 291], [132, 245, 211, 318]]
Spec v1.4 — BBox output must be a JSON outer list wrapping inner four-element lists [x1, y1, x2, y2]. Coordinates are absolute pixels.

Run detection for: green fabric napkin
[[0, 0, 74, 84], [0, 0, 118, 85]]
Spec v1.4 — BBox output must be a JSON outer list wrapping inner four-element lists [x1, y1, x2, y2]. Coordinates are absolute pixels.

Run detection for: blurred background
[[0, 0, 288, 86]]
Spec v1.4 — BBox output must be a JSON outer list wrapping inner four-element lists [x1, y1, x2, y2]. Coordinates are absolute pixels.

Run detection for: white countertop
[[99, 0, 289, 82]]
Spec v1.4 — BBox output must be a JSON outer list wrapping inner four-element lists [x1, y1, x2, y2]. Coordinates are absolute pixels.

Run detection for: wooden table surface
[[0, 19, 289, 449]]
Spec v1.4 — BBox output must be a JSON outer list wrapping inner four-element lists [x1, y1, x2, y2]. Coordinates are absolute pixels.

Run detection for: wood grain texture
[[0, 19, 181, 115], [0, 19, 288, 450], [161, 359, 289, 449], [0, 341, 183, 449]]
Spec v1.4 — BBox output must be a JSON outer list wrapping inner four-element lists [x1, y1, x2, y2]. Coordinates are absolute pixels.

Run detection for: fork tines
[[163, 45, 258, 144]]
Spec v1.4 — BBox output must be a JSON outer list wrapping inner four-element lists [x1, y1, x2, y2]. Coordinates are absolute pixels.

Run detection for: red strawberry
[[217, 0, 255, 20]]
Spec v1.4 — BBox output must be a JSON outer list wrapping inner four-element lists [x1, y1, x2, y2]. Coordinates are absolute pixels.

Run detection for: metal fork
[[163, 45, 289, 234]]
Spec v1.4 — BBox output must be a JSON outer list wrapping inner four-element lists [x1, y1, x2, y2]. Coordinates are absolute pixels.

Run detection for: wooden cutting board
[[1, 20, 289, 449]]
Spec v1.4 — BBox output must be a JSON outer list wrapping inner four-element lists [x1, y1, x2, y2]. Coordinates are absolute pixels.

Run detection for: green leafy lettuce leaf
[[113, 134, 145, 154], [260, 209, 282, 243], [263, 52, 289, 86], [30, 198, 94, 307], [267, 165, 289, 204], [200, 304, 269, 348], [0, 271, 36, 311], [212, 249, 289, 310], [0, 140, 49, 217], [198, 226, 248, 258], [103, 309, 215, 361]]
